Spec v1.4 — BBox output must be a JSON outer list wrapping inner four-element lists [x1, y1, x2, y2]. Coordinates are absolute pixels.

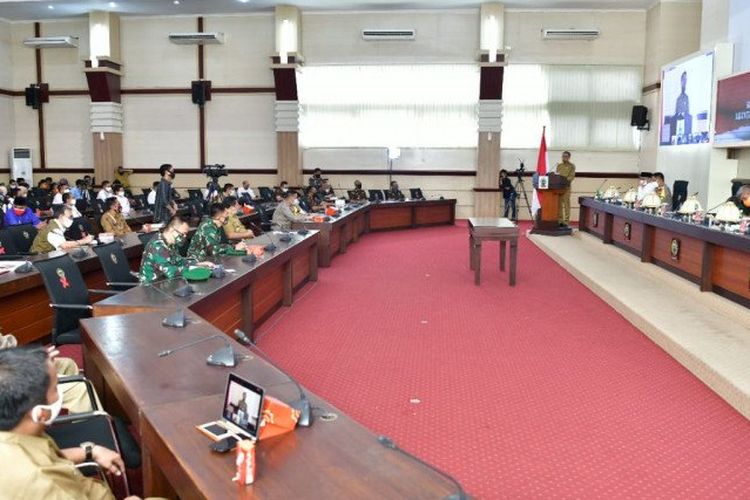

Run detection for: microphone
[[15, 261, 33, 273], [147, 276, 196, 328], [377, 435, 468, 500], [159, 333, 242, 367], [234, 329, 312, 427], [71, 246, 88, 259]]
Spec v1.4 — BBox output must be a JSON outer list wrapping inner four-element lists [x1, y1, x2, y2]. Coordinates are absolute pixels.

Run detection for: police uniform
[[139, 233, 191, 284], [272, 203, 304, 230], [100, 211, 130, 237], [187, 218, 233, 262], [223, 213, 253, 240], [350, 188, 367, 201], [555, 161, 576, 225]]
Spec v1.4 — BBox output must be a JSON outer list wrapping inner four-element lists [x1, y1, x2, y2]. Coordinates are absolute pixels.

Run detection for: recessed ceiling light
[[238, 0, 251, 3], [47, 4, 54, 9], [173, 0, 180, 4], [109, 1, 116, 7]]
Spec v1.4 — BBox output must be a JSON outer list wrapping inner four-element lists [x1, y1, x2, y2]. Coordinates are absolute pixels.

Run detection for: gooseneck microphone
[[158, 334, 223, 357], [158, 333, 240, 367], [147, 276, 195, 327], [234, 329, 312, 427], [377, 435, 468, 500]]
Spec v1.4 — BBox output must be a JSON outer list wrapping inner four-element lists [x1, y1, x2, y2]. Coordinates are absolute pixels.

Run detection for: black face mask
[[169, 171, 176, 179], [315, 174, 321, 178]]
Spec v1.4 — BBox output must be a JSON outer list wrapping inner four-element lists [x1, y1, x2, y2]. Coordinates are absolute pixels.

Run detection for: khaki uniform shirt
[[222, 213, 251, 239], [272, 203, 303, 230], [100, 212, 130, 237], [555, 162, 576, 187], [30, 219, 66, 254], [0, 432, 114, 500]]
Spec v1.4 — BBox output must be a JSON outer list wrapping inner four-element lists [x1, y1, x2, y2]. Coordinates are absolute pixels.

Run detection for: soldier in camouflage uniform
[[139, 216, 195, 284], [349, 180, 367, 202], [386, 181, 406, 201], [187, 202, 247, 262], [308, 168, 323, 190]]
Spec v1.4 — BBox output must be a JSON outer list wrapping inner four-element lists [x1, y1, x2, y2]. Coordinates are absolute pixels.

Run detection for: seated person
[[146, 181, 158, 207], [274, 181, 290, 202], [139, 215, 213, 284], [237, 180, 256, 201], [62, 193, 82, 219], [304, 186, 326, 212], [653, 172, 672, 206], [220, 183, 235, 202], [386, 181, 406, 201], [3, 197, 44, 228], [187, 203, 247, 262], [100, 198, 131, 237], [222, 197, 255, 241], [51, 181, 69, 206], [272, 191, 305, 230], [731, 184, 750, 217], [30, 206, 93, 253], [320, 179, 336, 199], [0, 347, 141, 500], [97, 181, 114, 202], [636, 172, 656, 202], [114, 184, 131, 216], [348, 180, 367, 202]]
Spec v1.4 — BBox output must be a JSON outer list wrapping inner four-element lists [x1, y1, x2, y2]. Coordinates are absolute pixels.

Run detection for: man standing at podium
[[555, 151, 576, 227]]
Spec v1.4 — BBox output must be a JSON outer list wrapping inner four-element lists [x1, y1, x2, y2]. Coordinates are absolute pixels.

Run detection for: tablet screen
[[222, 373, 264, 440]]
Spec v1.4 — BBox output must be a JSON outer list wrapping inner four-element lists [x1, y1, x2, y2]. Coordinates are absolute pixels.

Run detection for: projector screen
[[714, 69, 750, 148], [659, 51, 714, 146]]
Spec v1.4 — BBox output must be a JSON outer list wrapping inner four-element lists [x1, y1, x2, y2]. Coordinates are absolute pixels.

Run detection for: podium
[[530, 173, 572, 236]]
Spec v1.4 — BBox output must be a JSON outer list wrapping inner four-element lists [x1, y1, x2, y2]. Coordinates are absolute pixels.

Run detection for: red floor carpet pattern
[[254, 222, 750, 499]]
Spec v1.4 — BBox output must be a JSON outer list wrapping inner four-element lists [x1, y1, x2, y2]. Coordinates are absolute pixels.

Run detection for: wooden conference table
[[579, 197, 750, 307]]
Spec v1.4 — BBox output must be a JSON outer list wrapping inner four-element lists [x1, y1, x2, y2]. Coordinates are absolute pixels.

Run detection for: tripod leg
[[514, 179, 534, 220]]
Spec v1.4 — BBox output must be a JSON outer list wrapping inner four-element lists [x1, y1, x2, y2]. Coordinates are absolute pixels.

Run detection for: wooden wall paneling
[[475, 132, 501, 217], [277, 131, 302, 185], [611, 215, 644, 254], [651, 230, 703, 280], [93, 132, 123, 183], [251, 267, 284, 322], [711, 246, 750, 301], [369, 206, 412, 230]]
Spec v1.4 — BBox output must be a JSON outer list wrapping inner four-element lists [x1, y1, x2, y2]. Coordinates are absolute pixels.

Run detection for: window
[[298, 64, 480, 148], [501, 64, 643, 150]]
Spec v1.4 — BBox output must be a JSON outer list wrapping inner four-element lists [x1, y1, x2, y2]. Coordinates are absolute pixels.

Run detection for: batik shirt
[[187, 218, 232, 262], [138, 233, 190, 284], [349, 188, 367, 201]]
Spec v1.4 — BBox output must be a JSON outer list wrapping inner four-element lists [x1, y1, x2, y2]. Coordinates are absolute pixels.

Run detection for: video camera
[[203, 164, 228, 182], [514, 161, 526, 181]]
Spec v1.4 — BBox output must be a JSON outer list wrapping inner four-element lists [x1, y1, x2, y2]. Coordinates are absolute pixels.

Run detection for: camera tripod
[[514, 174, 534, 220]]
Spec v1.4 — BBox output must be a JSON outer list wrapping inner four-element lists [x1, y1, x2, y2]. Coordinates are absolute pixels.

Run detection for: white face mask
[[282, 187, 288, 192], [117, 191, 125, 197], [67, 200, 76, 207], [61, 217, 73, 229], [104, 187, 112, 193], [31, 385, 64, 426], [293, 199, 300, 206]]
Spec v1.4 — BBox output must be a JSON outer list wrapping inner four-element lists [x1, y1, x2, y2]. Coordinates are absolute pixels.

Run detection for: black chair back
[[138, 231, 157, 247], [0, 229, 21, 257], [92, 241, 138, 290], [369, 190, 385, 201], [188, 189, 203, 200], [142, 188, 152, 197], [65, 217, 94, 241], [124, 189, 133, 198], [8, 223, 37, 253], [30, 187, 47, 198], [33, 254, 90, 344], [131, 194, 147, 210], [672, 180, 689, 211], [259, 187, 275, 202], [410, 188, 425, 200], [75, 198, 89, 213], [298, 198, 311, 213], [188, 199, 204, 220]]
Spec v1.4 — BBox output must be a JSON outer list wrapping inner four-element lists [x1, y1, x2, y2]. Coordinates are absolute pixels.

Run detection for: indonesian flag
[[530, 127, 549, 217]]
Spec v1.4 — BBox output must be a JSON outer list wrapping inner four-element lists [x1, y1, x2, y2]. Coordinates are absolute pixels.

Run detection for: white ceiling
[[0, 0, 657, 21]]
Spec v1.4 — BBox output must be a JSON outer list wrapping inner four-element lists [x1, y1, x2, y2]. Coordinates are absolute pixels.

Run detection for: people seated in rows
[[154, 164, 177, 223], [222, 197, 255, 241], [30, 206, 93, 253], [0, 347, 142, 500], [4, 197, 44, 228], [386, 181, 406, 201], [100, 198, 130, 237], [62, 193, 82, 219], [97, 180, 114, 202], [221, 183, 236, 202], [731, 184, 750, 217], [320, 179, 335, 199], [272, 191, 306, 230], [636, 172, 655, 201], [653, 172, 672, 206], [115, 184, 131, 216], [237, 180, 256, 202], [187, 203, 248, 262], [274, 181, 290, 202], [147, 181, 158, 207], [114, 165, 132, 188], [50, 180, 69, 206], [349, 180, 367, 202], [309, 168, 324, 189], [70, 179, 87, 201], [139, 216, 213, 284], [303, 186, 326, 212]]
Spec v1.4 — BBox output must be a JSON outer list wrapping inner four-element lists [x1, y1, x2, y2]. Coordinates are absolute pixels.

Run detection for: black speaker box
[[191, 80, 212, 105], [631, 105, 649, 129]]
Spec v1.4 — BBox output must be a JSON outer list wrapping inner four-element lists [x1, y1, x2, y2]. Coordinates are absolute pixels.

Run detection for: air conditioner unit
[[10, 148, 33, 182], [542, 29, 600, 40], [361, 29, 416, 41], [23, 36, 79, 49], [168, 32, 225, 45]]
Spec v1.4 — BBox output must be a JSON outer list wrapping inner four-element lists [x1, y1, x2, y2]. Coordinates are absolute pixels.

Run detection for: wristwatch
[[80, 441, 95, 462]]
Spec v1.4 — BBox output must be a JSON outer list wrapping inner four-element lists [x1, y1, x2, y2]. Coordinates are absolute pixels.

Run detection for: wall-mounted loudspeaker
[[191, 80, 212, 105], [24, 84, 49, 110], [631, 105, 649, 130]]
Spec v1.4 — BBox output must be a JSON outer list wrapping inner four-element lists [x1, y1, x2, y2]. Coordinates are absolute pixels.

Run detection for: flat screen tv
[[659, 51, 714, 146], [714, 69, 750, 148]]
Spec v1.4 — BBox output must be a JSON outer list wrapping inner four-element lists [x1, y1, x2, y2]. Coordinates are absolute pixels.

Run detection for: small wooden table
[[468, 217, 519, 286]]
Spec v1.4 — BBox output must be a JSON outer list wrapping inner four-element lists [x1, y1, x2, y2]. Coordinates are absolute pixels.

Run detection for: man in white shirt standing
[[147, 181, 158, 207]]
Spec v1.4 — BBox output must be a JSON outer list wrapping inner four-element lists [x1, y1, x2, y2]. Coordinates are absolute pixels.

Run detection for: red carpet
[[256, 222, 750, 499]]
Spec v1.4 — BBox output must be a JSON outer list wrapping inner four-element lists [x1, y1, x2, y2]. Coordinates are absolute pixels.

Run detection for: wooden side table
[[468, 217, 519, 286]]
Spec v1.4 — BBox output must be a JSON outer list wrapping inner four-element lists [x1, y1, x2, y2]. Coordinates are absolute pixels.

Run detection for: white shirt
[[97, 189, 114, 201], [67, 203, 82, 219], [52, 193, 64, 205], [47, 220, 67, 250], [116, 194, 131, 216], [637, 181, 658, 201], [237, 186, 256, 200], [147, 190, 156, 205]]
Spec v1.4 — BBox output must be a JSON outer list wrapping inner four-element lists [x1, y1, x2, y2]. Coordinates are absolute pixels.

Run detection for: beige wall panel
[[203, 15, 275, 87], [122, 95, 199, 168], [0, 96, 14, 170], [644, 2, 702, 85], [11, 23, 35, 89], [505, 10, 647, 66], [204, 94, 276, 168], [0, 20, 12, 89], [500, 149, 640, 175], [45, 96, 92, 168], [303, 11, 479, 64], [303, 148, 476, 171], [40, 19, 89, 89], [637, 90, 660, 171], [125, 172, 278, 192], [121, 16, 198, 88], [12, 98, 39, 169]]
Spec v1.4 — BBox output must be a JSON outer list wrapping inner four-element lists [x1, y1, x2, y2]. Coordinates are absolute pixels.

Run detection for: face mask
[[173, 233, 186, 247], [282, 187, 288, 192], [104, 186, 112, 193], [62, 217, 73, 229], [31, 386, 64, 426], [63, 189, 70, 194], [117, 191, 125, 197], [13, 208, 25, 215], [169, 172, 176, 179], [67, 200, 76, 207]]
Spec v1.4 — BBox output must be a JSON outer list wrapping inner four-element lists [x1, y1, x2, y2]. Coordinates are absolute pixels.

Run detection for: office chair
[[137, 231, 157, 247], [258, 187, 275, 203], [33, 254, 118, 345], [75, 198, 90, 213], [188, 189, 203, 201], [672, 180, 689, 211], [0, 229, 31, 259], [409, 188, 426, 200], [7, 223, 37, 253], [141, 188, 151, 197], [92, 241, 139, 290], [131, 194, 147, 211], [91, 200, 105, 216], [65, 217, 95, 241], [368, 190, 385, 202]]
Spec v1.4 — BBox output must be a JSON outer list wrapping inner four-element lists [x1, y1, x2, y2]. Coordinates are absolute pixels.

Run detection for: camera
[[203, 164, 228, 181], [513, 162, 525, 180]]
